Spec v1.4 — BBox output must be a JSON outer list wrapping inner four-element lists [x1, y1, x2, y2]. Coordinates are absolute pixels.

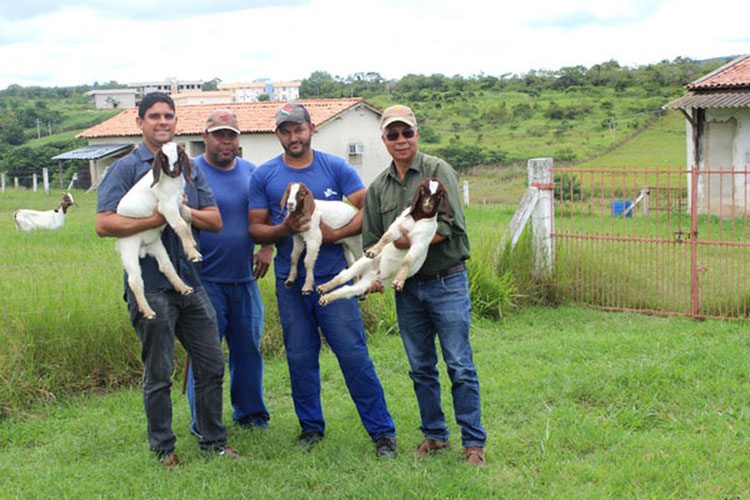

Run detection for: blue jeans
[[126, 287, 226, 454], [187, 280, 269, 429], [275, 276, 395, 441], [395, 270, 486, 448]]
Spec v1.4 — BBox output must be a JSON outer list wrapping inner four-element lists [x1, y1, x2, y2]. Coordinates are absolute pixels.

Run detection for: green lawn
[[2, 306, 749, 498]]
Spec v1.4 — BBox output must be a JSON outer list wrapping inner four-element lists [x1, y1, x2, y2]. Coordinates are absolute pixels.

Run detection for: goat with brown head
[[279, 182, 315, 220], [151, 142, 194, 188], [409, 177, 452, 225]]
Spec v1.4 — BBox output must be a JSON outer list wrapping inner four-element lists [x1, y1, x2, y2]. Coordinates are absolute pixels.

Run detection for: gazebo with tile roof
[[664, 55, 750, 214], [74, 98, 389, 188]]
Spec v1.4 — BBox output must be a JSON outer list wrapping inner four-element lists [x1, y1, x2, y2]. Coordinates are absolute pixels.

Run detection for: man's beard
[[283, 137, 311, 158], [208, 151, 235, 167]]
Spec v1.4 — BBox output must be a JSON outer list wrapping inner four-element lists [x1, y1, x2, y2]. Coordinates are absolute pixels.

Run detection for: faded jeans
[[395, 270, 486, 448], [127, 287, 226, 454]]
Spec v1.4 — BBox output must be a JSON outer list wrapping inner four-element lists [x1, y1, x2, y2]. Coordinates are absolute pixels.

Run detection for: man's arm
[[248, 208, 310, 244], [188, 205, 222, 233], [95, 210, 166, 238], [319, 187, 365, 244]]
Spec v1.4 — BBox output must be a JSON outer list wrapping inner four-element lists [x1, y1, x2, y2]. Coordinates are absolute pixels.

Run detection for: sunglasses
[[385, 128, 416, 141]]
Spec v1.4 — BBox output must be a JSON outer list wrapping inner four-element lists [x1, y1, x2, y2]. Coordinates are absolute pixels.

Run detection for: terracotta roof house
[[665, 55, 750, 214], [73, 98, 388, 189]]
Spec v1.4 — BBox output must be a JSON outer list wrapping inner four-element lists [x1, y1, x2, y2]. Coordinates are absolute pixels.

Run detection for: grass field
[[1, 306, 749, 498]]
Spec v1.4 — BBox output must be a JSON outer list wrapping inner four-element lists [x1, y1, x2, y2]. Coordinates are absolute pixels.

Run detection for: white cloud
[[0, 0, 746, 89]]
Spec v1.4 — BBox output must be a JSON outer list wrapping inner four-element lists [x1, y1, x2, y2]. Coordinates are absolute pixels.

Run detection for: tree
[[203, 77, 221, 91]]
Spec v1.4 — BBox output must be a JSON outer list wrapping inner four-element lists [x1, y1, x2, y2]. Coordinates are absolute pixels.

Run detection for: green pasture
[[2, 306, 749, 498], [0, 190, 514, 416]]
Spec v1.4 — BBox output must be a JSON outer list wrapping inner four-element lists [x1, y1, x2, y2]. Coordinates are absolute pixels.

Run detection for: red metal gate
[[551, 166, 750, 319]]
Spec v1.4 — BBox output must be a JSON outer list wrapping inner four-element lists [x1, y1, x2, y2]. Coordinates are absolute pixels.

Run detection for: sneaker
[[375, 435, 397, 457], [415, 438, 451, 457], [298, 431, 324, 452], [464, 446, 485, 468], [160, 452, 180, 470], [216, 445, 241, 459]]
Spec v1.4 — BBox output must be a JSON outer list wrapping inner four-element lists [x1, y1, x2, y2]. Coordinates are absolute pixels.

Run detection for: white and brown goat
[[13, 192, 76, 231], [317, 177, 450, 305], [280, 181, 363, 294], [115, 142, 200, 319]]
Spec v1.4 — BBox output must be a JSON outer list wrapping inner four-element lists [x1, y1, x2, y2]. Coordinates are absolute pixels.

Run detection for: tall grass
[[0, 190, 513, 417]]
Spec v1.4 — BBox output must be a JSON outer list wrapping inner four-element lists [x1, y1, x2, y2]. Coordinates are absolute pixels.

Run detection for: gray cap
[[275, 102, 311, 129]]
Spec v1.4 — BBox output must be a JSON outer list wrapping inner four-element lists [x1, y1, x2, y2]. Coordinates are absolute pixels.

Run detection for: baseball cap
[[205, 109, 240, 135], [380, 105, 417, 130], [275, 102, 311, 129]]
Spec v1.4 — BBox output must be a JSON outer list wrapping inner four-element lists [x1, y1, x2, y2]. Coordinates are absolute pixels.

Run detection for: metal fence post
[[528, 158, 554, 278]]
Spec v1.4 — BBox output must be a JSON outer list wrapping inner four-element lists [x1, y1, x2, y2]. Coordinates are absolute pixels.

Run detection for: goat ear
[[151, 150, 165, 187], [409, 184, 426, 213], [179, 146, 194, 188], [279, 184, 291, 219], [302, 187, 315, 216]]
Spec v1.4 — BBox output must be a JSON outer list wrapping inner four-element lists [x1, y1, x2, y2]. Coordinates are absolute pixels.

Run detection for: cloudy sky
[[0, 0, 746, 89]]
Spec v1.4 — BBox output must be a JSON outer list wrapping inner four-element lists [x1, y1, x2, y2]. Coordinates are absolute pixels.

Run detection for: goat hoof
[[284, 280, 294, 288], [143, 311, 157, 320], [318, 296, 329, 306], [180, 287, 194, 296], [392, 281, 404, 292], [301, 288, 313, 295], [365, 250, 376, 259]]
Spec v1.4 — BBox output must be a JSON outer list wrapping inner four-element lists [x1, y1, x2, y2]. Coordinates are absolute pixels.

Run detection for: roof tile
[[77, 98, 369, 139], [686, 55, 750, 90]]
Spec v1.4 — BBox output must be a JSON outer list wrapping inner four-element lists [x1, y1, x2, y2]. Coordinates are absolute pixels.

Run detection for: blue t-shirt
[[195, 154, 257, 283], [97, 142, 216, 291], [249, 150, 364, 280]]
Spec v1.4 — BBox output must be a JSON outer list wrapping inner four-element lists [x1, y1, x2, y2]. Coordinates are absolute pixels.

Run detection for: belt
[[412, 262, 467, 282]]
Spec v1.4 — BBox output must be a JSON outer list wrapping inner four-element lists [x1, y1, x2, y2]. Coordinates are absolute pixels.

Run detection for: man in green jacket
[[361, 104, 487, 467]]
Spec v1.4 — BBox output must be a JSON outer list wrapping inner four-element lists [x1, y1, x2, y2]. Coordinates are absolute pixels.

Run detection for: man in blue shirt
[[186, 109, 273, 432], [248, 103, 397, 457], [95, 92, 237, 467]]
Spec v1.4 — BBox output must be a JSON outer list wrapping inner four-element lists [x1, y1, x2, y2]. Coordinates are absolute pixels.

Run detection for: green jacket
[[362, 151, 470, 276]]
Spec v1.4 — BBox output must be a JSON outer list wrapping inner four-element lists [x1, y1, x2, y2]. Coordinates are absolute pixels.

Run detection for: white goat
[[115, 142, 201, 319], [13, 192, 76, 231], [280, 181, 363, 294], [317, 178, 450, 306]]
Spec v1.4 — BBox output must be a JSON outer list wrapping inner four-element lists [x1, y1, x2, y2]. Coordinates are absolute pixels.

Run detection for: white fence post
[[67, 173, 78, 191], [33, 174, 38, 192], [14, 177, 19, 189], [463, 180, 470, 208], [43, 168, 50, 195], [1, 174, 5, 193], [528, 158, 554, 279]]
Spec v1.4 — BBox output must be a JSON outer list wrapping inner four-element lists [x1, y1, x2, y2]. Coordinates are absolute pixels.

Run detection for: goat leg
[[148, 241, 194, 296], [285, 235, 303, 288], [160, 201, 202, 262], [301, 240, 320, 294], [117, 238, 157, 319]]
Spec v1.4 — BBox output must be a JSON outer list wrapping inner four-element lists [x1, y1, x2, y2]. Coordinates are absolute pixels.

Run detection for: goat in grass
[[279, 181, 363, 294], [115, 142, 200, 319], [317, 177, 450, 305], [13, 192, 76, 231]]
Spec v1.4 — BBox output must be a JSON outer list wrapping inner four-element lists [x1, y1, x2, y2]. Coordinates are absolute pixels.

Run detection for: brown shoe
[[415, 438, 451, 457], [160, 452, 180, 470], [464, 446, 485, 467]]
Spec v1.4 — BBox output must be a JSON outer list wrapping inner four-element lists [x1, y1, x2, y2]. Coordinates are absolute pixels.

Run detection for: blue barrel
[[611, 200, 632, 217]]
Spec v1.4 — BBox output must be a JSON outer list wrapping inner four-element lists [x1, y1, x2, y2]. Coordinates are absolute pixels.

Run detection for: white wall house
[[74, 98, 390, 188], [128, 78, 204, 96], [85, 88, 137, 109], [665, 55, 750, 215]]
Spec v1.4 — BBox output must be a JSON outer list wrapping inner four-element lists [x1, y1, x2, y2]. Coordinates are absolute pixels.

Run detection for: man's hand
[[282, 212, 311, 234], [319, 221, 339, 244], [392, 224, 411, 250], [366, 279, 385, 295], [253, 244, 274, 280]]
